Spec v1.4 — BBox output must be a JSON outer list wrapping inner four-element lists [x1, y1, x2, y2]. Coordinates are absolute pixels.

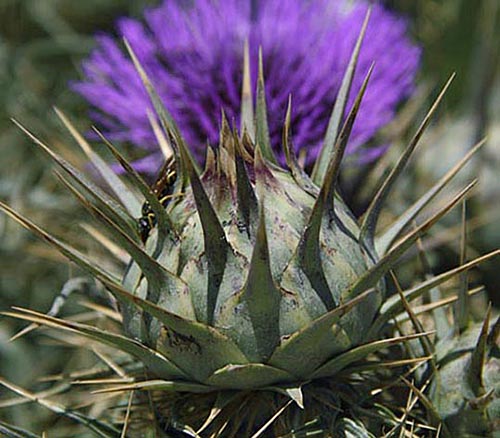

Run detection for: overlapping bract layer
[[122, 125, 383, 385]]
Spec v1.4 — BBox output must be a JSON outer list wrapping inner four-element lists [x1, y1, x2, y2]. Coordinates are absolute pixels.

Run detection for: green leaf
[[293, 66, 374, 311], [94, 128, 179, 247], [0, 202, 194, 379], [177, 128, 230, 326], [97, 280, 250, 383], [467, 306, 491, 396], [282, 96, 319, 196], [93, 379, 213, 394], [56, 163, 188, 316], [347, 180, 477, 303], [234, 131, 258, 238], [0, 378, 121, 438], [0, 200, 248, 383], [123, 40, 180, 148], [0, 200, 121, 288], [322, 63, 374, 215], [416, 239, 453, 340], [455, 200, 470, 332], [124, 39, 200, 183], [0, 421, 39, 438], [11, 119, 139, 239], [390, 271, 437, 373]]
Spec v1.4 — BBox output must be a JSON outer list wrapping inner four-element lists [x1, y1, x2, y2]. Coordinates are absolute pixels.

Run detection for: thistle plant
[[73, 0, 420, 170], [1, 12, 499, 434], [1, 4, 499, 438]]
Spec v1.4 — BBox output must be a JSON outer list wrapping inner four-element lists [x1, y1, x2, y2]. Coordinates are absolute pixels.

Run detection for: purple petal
[[73, 0, 421, 171]]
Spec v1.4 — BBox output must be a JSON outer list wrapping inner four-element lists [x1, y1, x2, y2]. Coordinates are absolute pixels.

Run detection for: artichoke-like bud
[[124, 125, 382, 375]]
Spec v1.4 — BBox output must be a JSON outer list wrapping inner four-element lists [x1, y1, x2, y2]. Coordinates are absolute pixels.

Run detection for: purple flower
[[73, 0, 420, 172]]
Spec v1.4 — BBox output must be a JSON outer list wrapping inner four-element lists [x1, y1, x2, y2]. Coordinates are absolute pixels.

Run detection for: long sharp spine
[[360, 74, 456, 252], [255, 47, 277, 165]]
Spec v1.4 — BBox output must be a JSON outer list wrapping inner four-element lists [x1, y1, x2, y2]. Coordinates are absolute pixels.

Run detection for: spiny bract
[[1, 18, 498, 438]]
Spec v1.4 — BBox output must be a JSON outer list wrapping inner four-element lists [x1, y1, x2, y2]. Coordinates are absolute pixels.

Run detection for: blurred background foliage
[[0, 0, 498, 432]]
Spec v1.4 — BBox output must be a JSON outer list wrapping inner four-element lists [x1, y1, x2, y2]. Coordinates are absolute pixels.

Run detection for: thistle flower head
[[75, 0, 420, 171]]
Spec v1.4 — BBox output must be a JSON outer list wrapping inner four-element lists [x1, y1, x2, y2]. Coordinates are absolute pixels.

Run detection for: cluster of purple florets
[[74, 0, 420, 172]]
